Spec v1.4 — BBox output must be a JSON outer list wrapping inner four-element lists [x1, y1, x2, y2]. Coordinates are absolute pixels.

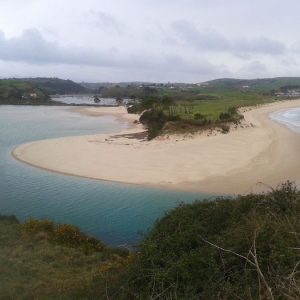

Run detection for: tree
[[116, 97, 123, 106]]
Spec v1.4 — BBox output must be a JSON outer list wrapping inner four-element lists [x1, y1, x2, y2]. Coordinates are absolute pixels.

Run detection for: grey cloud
[[171, 20, 286, 56], [158, 54, 229, 76], [238, 61, 269, 77], [0, 29, 227, 79], [172, 20, 230, 51], [1, 0, 300, 82], [288, 41, 300, 54], [233, 37, 286, 56], [88, 10, 125, 34], [0, 29, 117, 66]]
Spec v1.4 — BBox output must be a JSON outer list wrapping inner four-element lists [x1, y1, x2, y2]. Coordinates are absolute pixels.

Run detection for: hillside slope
[[2, 183, 300, 299], [0, 216, 129, 299], [0, 79, 55, 105]]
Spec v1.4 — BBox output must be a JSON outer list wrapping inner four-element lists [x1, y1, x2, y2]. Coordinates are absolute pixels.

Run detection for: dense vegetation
[[0, 215, 129, 299], [0, 78, 88, 105], [122, 78, 300, 138], [130, 94, 245, 139], [2, 182, 300, 299], [133, 181, 300, 299], [124, 78, 300, 139], [2, 76, 299, 110], [81, 77, 300, 97], [0, 79, 55, 105], [202, 77, 300, 93], [24, 78, 87, 95]]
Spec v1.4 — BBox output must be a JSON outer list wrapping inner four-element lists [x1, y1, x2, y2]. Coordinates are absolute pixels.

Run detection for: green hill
[[0, 78, 88, 105], [0, 79, 55, 105], [23, 77, 88, 95], [202, 77, 300, 93]]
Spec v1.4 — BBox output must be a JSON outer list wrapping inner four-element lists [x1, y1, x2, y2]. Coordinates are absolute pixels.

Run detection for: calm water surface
[[52, 95, 129, 106], [0, 105, 208, 247]]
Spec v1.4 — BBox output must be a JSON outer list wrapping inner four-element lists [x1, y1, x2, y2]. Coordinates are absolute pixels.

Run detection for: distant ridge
[[22, 77, 88, 95], [0, 77, 87, 105], [201, 77, 300, 93], [79, 77, 300, 94]]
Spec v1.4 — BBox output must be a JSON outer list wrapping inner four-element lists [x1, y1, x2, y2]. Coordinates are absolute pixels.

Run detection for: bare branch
[[201, 237, 256, 267]]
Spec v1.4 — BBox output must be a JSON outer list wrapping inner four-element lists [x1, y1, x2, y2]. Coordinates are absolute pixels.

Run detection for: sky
[[0, 0, 300, 83]]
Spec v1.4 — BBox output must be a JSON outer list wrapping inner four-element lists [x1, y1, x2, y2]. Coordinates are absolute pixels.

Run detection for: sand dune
[[13, 101, 300, 195]]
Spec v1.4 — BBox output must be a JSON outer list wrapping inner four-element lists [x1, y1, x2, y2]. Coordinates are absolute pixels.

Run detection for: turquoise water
[[0, 106, 208, 247]]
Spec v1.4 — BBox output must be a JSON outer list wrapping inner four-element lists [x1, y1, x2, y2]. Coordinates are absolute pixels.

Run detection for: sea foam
[[270, 107, 300, 134]]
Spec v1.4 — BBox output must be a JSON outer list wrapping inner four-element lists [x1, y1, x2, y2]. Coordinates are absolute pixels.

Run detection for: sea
[[0, 105, 208, 247], [270, 107, 300, 134]]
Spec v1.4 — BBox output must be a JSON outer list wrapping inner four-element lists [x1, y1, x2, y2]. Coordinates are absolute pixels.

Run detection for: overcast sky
[[0, 0, 300, 82]]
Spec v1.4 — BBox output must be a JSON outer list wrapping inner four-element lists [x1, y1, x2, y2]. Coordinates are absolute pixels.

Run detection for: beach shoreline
[[12, 100, 300, 195]]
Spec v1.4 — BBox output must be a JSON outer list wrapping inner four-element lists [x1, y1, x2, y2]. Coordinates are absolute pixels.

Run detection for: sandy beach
[[12, 101, 300, 195]]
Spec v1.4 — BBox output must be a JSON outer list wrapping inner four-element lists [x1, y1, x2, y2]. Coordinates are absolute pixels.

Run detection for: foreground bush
[[21, 219, 104, 252], [0, 214, 19, 224], [3, 182, 300, 299], [130, 182, 300, 299], [0, 217, 129, 299]]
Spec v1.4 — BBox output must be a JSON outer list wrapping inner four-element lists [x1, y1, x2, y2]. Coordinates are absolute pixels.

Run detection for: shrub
[[221, 124, 230, 133], [219, 111, 232, 121], [218, 106, 243, 124], [130, 182, 300, 299], [139, 109, 168, 139], [127, 104, 141, 114], [53, 224, 104, 251], [0, 214, 19, 224], [21, 219, 54, 237], [228, 106, 237, 114], [53, 224, 82, 246], [21, 219, 104, 252], [194, 113, 206, 120], [167, 114, 181, 122]]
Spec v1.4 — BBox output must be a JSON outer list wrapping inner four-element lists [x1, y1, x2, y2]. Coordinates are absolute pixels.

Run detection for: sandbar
[[12, 101, 300, 195]]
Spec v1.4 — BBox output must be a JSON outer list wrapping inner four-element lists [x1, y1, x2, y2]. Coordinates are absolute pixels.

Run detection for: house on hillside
[[30, 93, 37, 98], [196, 82, 209, 87]]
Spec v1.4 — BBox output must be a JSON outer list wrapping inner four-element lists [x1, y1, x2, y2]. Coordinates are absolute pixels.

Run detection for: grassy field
[[137, 77, 300, 122], [167, 91, 274, 121], [135, 89, 276, 138]]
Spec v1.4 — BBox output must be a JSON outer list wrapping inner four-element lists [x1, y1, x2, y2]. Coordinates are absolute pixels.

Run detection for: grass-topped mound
[[130, 96, 245, 139]]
